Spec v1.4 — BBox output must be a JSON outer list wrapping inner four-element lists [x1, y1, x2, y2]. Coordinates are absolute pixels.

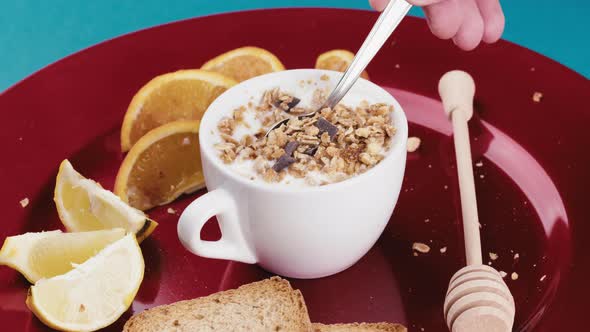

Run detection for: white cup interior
[[199, 69, 408, 192]]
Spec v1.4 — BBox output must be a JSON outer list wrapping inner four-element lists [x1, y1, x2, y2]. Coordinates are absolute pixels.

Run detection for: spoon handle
[[438, 70, 482, 266], [322, 0, 412, 109]]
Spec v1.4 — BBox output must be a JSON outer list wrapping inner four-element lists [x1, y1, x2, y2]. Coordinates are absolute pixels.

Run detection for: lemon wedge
[[0, 228, 125, 283], [54, 160, 157, 241], [27, 233, 144, 332]]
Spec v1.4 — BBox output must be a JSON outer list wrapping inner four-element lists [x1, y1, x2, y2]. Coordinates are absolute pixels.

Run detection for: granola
[[412, 242, 431, 254], [406, 136, 421, 152], [215, 88, 396, 185], [19, 197, 29, 208]]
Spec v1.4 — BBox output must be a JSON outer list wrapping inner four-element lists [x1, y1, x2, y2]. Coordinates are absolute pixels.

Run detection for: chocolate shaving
[[275, 97, 301, 112], [304, 145, 318, 156], [272, 154, 296, 172], [284, 141, 299, 156], [315, 117, 338, 140]]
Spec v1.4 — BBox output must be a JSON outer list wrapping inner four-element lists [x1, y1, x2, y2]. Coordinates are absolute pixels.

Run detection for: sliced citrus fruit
[[0, 229, 125, 283], [201, 46, 285, 82], [315, 49, 370, 80], [26, 233, 144, 332], [115, 120, 204, 211], [54, 160, 157, 241], [120, 69, 236, 152]]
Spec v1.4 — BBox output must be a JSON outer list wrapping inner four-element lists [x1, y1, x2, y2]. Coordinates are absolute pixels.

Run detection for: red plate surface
[[0, 8, 588, 332]]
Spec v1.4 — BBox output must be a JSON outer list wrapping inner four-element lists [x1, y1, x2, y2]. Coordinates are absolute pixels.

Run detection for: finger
[[452, 0, 485, 50], [423, 0, 463, 40], [369, 0, 389, 11], [408, 0, 446, 5], [475, 0, 505, 43], [369, 0, 445, 11]]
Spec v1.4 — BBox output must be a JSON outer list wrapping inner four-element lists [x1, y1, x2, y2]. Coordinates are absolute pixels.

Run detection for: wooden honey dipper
[[438, 70, 516, 332]]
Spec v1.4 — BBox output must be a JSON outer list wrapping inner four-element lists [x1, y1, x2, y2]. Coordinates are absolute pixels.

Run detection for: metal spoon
[[265, 0, 412, 136]]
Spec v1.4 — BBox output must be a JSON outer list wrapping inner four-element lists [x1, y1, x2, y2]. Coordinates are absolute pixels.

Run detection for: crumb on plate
[[407, 136, 421, 152], [19, 197, 29, 208], [412, 242, 430, 254]]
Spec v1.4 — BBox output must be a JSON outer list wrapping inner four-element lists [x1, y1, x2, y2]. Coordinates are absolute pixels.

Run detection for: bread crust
[[312, 322, 407, 332], [123, 276, 312, 332]]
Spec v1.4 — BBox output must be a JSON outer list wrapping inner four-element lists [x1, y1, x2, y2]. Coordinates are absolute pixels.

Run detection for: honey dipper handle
[[438, 70, 482, 266]]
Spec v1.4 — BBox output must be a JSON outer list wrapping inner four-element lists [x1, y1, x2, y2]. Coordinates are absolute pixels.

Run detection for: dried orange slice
[[115, 120, 204, 210], [120, 69, 236, 152], [201, 46, 285, 82], [315, 49, 369, 80]]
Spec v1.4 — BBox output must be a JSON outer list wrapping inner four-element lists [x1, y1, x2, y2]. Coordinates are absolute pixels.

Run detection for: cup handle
[[177, 187, 257, 264]]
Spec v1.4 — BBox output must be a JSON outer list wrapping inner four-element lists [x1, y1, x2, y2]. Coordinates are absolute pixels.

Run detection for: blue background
[[0, 0, 588, 92]]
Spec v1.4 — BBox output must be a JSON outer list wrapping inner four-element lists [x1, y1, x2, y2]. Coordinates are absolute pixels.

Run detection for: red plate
[[0, 8, 588, 332]]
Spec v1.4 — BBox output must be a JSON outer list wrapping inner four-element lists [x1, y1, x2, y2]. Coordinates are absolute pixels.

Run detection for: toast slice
[[312, 322, 407, 332], [124, 276, 312, 332]]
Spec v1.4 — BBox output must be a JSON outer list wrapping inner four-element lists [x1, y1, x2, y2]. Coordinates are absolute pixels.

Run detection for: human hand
[[369, 0, 505, 51]]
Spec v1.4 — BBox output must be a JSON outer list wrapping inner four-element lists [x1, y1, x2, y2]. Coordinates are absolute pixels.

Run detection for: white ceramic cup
[[178, 69, 408, 279]]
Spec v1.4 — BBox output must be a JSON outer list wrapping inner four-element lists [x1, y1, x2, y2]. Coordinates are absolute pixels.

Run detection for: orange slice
[[315, 49, 370, 80], [201, 46, 285, 82], [115, 120, 204, 211], [120, 69, 236, 152]]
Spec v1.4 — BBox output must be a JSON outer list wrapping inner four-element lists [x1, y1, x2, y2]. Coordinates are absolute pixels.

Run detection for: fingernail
[[376, 0, 388, 11]]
